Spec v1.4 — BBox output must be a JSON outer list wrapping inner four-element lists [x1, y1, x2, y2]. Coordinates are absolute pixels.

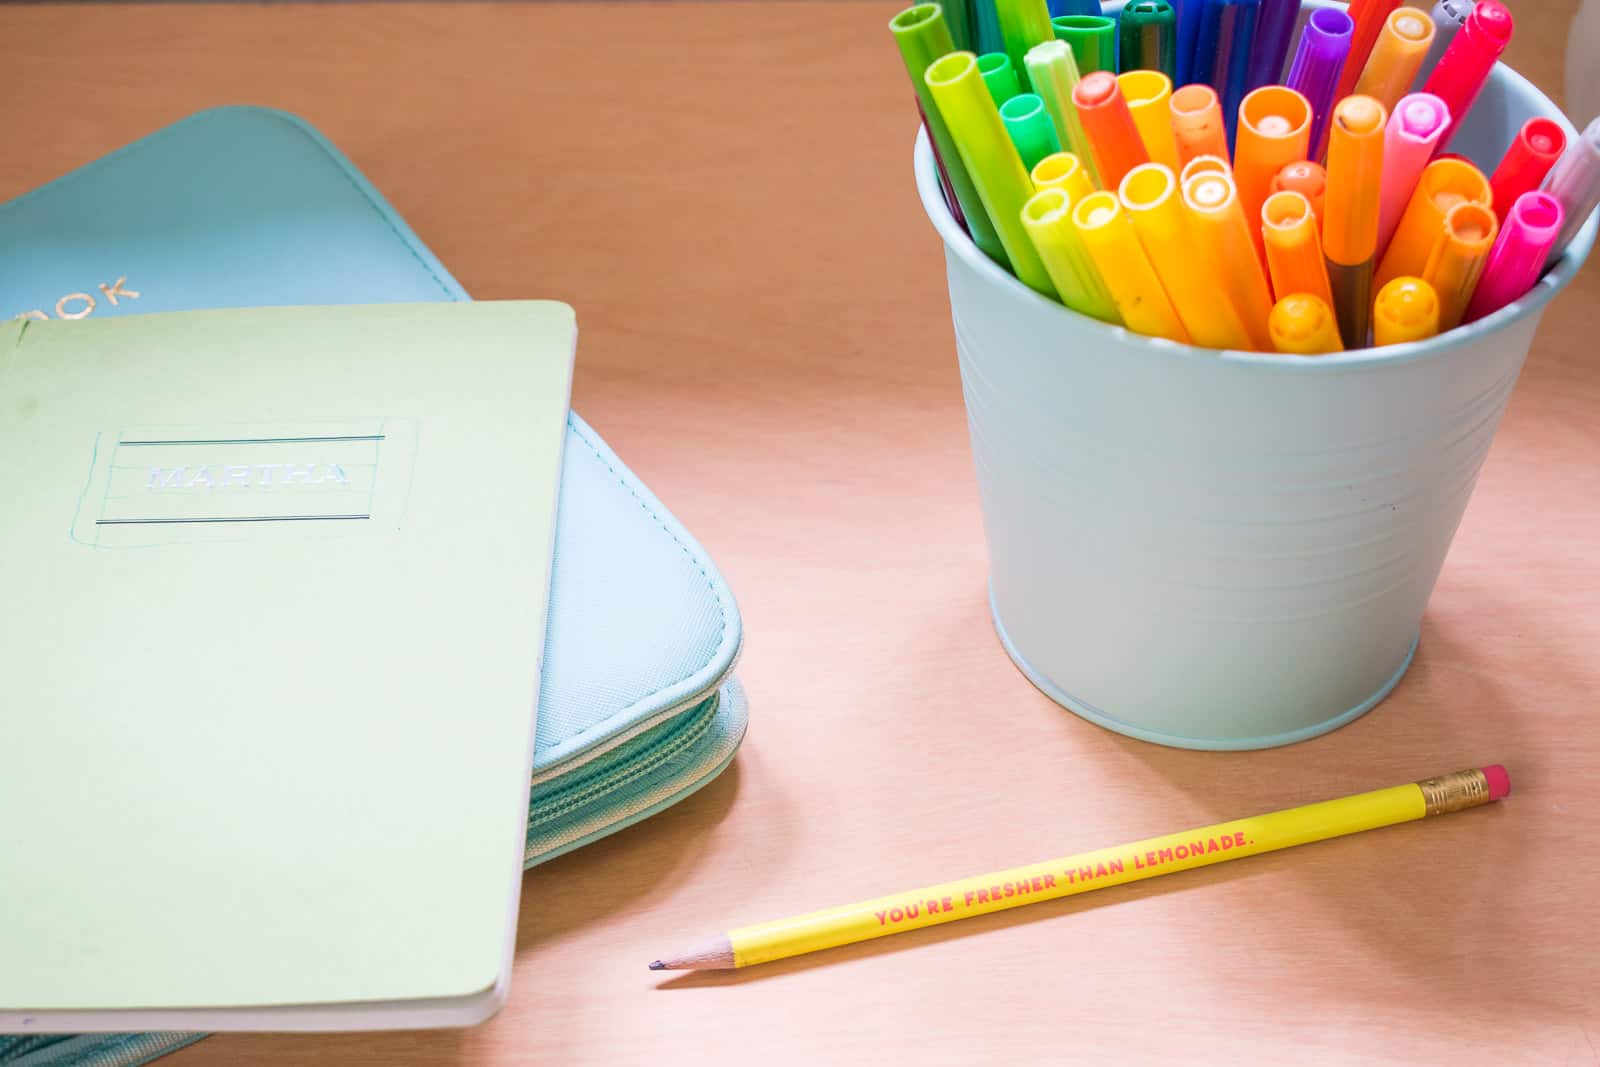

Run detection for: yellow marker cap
[[1269, 294, 1345, 354], [1072, 189, 1190, 343], [1182, 172, 1276, 350], [1118, 162, 1254, 350], [1373, 276, 1441, 346], [1117, 70, 1181, 171], [1021, 187, 1122, 324], [1179, 154, 1231, 187], [1031, 152, 1095, 203]]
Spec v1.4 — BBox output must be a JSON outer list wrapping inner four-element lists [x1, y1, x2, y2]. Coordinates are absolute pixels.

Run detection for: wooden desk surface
[[8, 3, 1598, 1063]]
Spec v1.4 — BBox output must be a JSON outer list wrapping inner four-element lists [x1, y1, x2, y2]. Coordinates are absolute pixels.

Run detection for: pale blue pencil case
[[0, 107, 746, 1067]]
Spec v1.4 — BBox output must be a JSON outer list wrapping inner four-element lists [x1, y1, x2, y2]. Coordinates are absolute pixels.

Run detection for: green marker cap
[[1117, 1, 1178, 79], [999, 93, 1063, 171], [977, 52, 1022, 106], [1051, 14, 1116, 75]]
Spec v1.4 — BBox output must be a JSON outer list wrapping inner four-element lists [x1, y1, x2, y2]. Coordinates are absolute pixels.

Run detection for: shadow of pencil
[[650, 848, 1261, 988]]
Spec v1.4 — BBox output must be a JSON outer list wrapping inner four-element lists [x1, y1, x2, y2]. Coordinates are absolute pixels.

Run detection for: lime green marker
[[1020, 187, 1122, 322], [926, 51, 1056, 297], [978, 52, 1022, 106], [1025, 39, 1101, 188], [1051, 14, 1117, 75], [1000, 94, 1062, 170], [891, 5, 1009, 268], [995, 0, 1056, 91]]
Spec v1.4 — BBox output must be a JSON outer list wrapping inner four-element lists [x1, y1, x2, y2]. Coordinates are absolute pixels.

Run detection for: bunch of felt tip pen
[[892, 0, 1600, 353]]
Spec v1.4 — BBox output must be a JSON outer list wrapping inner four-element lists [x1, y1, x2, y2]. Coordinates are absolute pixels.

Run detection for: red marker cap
[[1073, 71, 1151, 190], [1489, 117, 1568, 216]]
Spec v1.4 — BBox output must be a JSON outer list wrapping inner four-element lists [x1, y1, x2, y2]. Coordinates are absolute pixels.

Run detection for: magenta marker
[[1464, 191, 1563, 322], [1376, 94, 1452, 259], [1285, 7, 1354, 158], [1422, 0, 1512, 154]]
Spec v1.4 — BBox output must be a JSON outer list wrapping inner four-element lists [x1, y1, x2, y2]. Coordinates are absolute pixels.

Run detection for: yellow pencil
[[650, 766, 1509, 970]]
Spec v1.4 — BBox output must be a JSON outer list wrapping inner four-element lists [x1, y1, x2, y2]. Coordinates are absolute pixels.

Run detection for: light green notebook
[[0, 302, 575, 1032]]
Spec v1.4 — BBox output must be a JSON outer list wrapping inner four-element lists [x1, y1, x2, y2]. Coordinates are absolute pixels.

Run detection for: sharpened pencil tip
[[648, 960, 665, 970]]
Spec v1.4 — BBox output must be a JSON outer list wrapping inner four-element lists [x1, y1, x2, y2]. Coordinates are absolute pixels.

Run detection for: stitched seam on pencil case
[[526, 691, 720, 825]]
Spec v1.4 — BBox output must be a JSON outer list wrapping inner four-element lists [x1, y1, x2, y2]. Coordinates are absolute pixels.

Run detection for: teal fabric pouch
[[0, 107, 745, 1063]]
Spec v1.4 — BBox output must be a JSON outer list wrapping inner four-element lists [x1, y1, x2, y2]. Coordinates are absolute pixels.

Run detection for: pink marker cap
[[1396, 93, 1450, 141], [1481, 765, 1511, 801], [1376, 93, 1452, 256], [1465, 190, 1564, 322]]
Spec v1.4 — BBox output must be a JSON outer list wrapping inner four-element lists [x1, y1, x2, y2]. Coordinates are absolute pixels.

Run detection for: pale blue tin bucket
[[915, 0, 1597, 750]]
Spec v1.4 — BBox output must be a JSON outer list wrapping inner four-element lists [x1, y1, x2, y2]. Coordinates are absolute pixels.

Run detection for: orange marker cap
[[1073, 71, 1151, 190], [1375, 156, 1493, 290], [1261, 190, 1334, 307], [1353, 7, 1436, 112], [1170, 84, 1229, 167], [1236, 87, 1313, 260], [1323, 95, 1389, 266], [1422, 200, 1499, 331], [1182, 171, 1276, 350], [1272, 160, 1327, 226]]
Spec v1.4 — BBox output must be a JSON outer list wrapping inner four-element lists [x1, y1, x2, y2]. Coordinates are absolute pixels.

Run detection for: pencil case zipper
[[527, 631, 742, 787], [525, 691, 722, 826]]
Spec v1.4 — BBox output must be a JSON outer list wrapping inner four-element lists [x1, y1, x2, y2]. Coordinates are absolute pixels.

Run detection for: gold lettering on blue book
[[12, 276, 140, 321], [146, 463, 350, 490]]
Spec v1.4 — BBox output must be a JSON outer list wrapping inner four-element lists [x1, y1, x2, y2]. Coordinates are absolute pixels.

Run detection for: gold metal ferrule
[[1417, 768, 1492, 816]]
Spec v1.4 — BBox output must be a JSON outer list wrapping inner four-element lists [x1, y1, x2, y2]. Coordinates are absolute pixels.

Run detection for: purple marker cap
[[1286, 7, 1354, 156]]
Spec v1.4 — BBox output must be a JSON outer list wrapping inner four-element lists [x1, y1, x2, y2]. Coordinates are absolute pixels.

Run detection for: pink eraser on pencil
[[1482, 764, 1511, 801]]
